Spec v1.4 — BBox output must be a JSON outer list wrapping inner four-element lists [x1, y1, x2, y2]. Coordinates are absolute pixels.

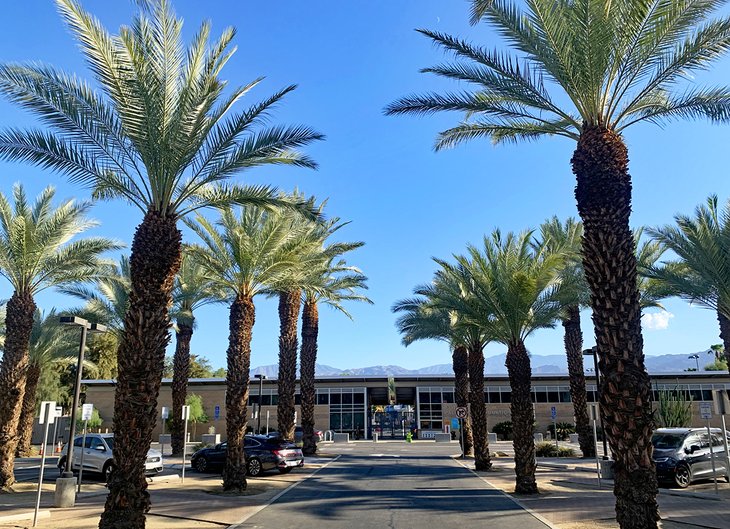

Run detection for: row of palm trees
[[393, 205, 730, 499], [385, 1, 730, 527]]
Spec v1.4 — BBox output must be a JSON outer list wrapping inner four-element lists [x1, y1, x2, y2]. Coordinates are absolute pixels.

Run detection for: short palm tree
[[386, 2, 730, 521], [16, 308, 87, 457], [0, 184, 117, 489], [441, 230, 564, 493], [185, 206, 309, 491], [299, 219, 369, 455], [646, 196, 730, 373], [0, 0, 321, 520], [392, 298, 475, 458], [169, 253, 222, 455]]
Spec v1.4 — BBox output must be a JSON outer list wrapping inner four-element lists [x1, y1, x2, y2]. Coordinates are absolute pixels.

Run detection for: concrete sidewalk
[[457, 456, 730, 529]]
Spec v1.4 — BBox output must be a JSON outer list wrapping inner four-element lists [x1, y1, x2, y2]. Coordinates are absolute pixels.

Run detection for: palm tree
[[169, 254, 221, 455], [386, 2, 730, 522], [185, 206, 310, 491], [439, 230, 564, 493], [0, 184, 117, 489], [0, 0, 321, 520], [646, 196, 730, 373], [392, 298, 474, 458], [16, 309, 89, 457], [402, 272, 494, 471]]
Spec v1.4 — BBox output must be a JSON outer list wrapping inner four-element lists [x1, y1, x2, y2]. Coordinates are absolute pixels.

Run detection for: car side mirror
[[95, 445, 106, 451], [689, 445, 700, 454]]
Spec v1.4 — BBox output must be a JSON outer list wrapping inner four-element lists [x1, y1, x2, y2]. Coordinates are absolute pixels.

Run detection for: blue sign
[[550, 406, 557, 420], [451, 418, 460, 430], [214, 405, 220, 420]]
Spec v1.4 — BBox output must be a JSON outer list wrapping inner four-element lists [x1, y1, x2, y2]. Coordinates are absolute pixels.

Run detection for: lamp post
[[583, 347, 609, 460], [688, 354, 700, 371], [59, 316, 107, 478], [254, 374, 266, 434]]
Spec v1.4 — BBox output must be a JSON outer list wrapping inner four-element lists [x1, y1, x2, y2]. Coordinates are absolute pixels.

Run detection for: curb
[[0, 510, 50, 523], [659, 488, 724, 502]]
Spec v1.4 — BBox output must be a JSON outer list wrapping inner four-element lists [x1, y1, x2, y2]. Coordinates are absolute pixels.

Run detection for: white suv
[[57, 433, 163, 481]]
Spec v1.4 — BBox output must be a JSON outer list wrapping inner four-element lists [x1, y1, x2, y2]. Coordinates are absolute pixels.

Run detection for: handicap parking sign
[[550, 406, 557, 420]]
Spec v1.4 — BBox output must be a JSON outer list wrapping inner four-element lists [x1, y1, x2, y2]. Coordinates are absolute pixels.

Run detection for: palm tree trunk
[[170, 323, 193, 456], [300, 298, 318, 456], [572, 126, 658, 529], [452, 345, 473, 457], [506, 339, 537, 494], [222, 294, 254, 491], [0, 290, 36, 490], [563, 306, 594, 458], [277, 290, 301, 442], [717, 308, 730, 375], [99, 211, 182, 529], [16, 364, 42, 457], [467, 341, 491, 470]]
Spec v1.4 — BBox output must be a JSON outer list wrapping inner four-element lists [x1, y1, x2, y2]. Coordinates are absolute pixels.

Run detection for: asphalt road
[[14, 456, 61, 483], [237, 443, 550, 529]]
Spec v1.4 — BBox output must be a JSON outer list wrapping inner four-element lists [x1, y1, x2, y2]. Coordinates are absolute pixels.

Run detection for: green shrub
[[535, 442, 576, 457], [547, 422, 575, 441], [492, 421, 513, 440]]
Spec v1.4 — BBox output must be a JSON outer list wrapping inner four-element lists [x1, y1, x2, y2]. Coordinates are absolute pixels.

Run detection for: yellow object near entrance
[[405, 432, 413, 443]]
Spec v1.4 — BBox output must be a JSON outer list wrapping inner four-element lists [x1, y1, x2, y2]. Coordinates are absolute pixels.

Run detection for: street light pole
[[255, 374, 266, 434], [688, 354, 700, 371], [584, 347, 609, 460]]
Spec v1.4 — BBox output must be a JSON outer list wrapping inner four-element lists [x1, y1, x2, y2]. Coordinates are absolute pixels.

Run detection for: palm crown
[[0, 0, 323, 218], [386, 0, 730, 147]]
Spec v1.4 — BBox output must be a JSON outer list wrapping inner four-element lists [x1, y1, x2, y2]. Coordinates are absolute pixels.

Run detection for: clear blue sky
[[0, 1, 727, 373]]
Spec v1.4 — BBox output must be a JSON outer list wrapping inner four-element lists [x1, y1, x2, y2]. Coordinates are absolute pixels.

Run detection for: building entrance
[[371, 405, 416, 439]]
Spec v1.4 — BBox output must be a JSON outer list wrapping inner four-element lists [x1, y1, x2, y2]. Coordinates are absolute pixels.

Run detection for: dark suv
[[652, 428, 730, 488], [191, 435, 304, 476]]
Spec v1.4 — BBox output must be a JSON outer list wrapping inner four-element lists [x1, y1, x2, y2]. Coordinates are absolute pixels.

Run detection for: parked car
[[265, 426, 324, 446], [652, 428, 730, 488], [57, 433, 163, 481], [191, 435, 304, 476]]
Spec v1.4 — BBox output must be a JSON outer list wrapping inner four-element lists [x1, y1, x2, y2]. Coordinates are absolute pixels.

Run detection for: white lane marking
[[228, 455, 341, 528]]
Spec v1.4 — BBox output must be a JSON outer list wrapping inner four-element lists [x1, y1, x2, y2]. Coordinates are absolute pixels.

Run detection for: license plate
[[286, 460, 302, 467]]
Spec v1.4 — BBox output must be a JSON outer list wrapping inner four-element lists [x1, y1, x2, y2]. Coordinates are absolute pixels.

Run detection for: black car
[[190, 435, 304, 476], [652, 428, 730, 488]]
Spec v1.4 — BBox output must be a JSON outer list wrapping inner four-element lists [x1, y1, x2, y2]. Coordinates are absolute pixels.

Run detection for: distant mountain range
[[249, 350, 718, 378]]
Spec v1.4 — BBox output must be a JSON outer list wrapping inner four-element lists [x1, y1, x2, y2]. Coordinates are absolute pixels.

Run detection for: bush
[[535, 442, 576, 457], [492, 421, 513, 440], [547, 422, 575, 441]]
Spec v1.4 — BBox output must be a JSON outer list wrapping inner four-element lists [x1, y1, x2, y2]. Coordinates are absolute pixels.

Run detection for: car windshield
[[652, 433, 684, 449]]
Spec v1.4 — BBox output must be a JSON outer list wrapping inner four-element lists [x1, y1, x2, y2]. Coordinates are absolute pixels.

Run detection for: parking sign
[[551, 406, 557, 420]]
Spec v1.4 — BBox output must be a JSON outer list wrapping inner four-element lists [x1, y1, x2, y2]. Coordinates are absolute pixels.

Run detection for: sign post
[[161, 407, 169, 456], [34, 401, 56, 527], [77, 403, 94, 493], [589, 404, 601, 488], [713, 389, 730, 479], [456, 407, 468, 459], [181, 405, 190, 483], [51, 406, 62, 454], [699, 402, 719, 494], [551, 406, 558, 448]]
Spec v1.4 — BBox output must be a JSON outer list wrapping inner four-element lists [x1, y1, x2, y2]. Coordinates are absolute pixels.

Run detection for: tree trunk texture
[[0, 290, 36, 490], [300, 298, 319, 456], [717, 309, 730, 375], [99, 211, 181, 529], [222, 294, 255, 491], [563, 306, 594, 458], [170, 323, 193, 456], [467, 342, 491, 470], [276, 290, 301, 442], [452, 345, 473, 457], [572, 126, 659, 529], [16, 364, 42, 457], [506, 339, 537, 494]]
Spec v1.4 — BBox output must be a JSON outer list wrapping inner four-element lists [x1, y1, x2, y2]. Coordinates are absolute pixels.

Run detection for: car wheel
[[102, 461, 116, 483], [673, 464, 691, 489], [278, 467, 292, 474], [194, 457, 208, 473], [247, 458, 263, 477]]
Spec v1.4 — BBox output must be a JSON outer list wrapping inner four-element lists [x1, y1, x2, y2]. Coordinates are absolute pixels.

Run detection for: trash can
[[600, 459, 614, 480]]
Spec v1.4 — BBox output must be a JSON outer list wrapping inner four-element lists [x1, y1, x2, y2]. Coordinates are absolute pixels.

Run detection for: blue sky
[[0, 1, 727, 373]]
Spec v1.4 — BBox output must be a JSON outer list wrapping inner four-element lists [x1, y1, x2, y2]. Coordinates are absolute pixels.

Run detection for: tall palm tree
[[403, 272, 494, 471], [0, 184, 117, 489], [185, 206, 309, 491], [0, 0, 321, 521], [386, 2, 730, 522], [300, 246, 370, 455], [392, 298, 474, 458], [438, 231, 564, 493], [16, 309, 91, 457], [169, 253, 221, 455], [646, 196, 730, 373]]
